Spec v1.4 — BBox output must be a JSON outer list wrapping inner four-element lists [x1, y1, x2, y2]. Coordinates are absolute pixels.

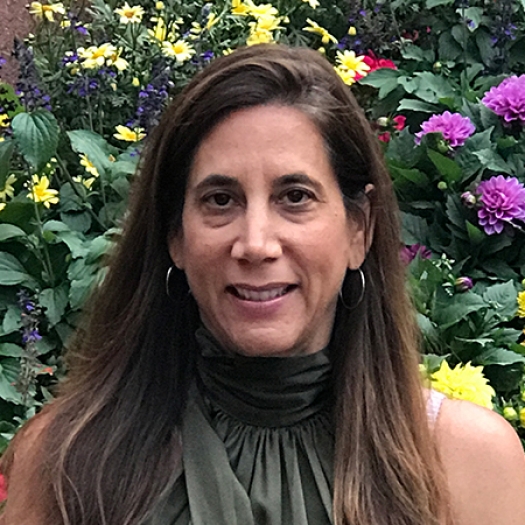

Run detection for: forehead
[[187, 104, 335, 187]]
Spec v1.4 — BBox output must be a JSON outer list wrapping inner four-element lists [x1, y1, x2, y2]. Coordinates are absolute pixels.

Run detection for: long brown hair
[[2, 45, 450, 525]]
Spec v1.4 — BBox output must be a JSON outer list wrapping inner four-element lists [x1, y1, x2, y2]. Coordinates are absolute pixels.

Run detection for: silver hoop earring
[[166, 266, 175, 298], [339, 267, 365, 310]]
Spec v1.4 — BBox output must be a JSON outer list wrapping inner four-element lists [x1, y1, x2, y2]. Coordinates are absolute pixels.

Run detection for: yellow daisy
[[161, 40, 195, 63], [301, 0, 319, 8], [28, 1, 65, 22], [303, 18, 337, 45], [0, 174, 17, 201], [113, 125, 146, 142], [517, 290, 525, 317], [26, 175, 59, 208], [79, 154, 100, 178], [336, 50, 370, 79], [114, 2, 145, 24]]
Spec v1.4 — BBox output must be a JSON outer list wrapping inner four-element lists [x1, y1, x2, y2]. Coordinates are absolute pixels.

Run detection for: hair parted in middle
[[2, 44, 452, 525]]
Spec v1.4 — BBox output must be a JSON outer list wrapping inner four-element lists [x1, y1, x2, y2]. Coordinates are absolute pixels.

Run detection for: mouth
[[227, 284, 297, 302]]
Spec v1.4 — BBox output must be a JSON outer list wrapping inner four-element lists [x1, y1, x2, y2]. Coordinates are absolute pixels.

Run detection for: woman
[[2, 44, 525, 525]]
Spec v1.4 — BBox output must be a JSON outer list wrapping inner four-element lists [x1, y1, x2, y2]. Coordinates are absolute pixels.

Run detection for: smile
[[227, 284, 297, 302]]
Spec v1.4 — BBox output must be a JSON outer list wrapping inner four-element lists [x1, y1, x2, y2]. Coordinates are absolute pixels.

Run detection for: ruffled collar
[[195, 328, 333, 428]]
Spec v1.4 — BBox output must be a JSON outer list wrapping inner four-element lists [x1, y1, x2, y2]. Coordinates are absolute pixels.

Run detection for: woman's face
[[169, 105, 369, 357]]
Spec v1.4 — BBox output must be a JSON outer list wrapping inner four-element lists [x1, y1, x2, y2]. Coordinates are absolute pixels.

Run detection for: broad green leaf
[[0, 251, 37, 288], [358, 67, 400, 89], [43, 220, 87, 258], [438, 32, 462, 62], [68, 129, 117, 178], [401, 44, 435, 63], [465, 221, 484, 245], [39, 285, 69, 326], [0, 343, 22, 357], [386, 128, 422, 168], [0, 224, 27, 243], [0, 359, 23, 404], [476, 29, 497, 67], [473, 149, 512, 174], [11, 110, 59, 170], [457, 7, 483, 31], [401, 213, 429, 245], [1, 306, 22, 336], [426, 0, 454, 7], [0, 139, 14, 188], [427, 150, 463, 185], [397, 99, 440, 113], [390, 166, 429, 186], [482, 281, 518, 320], [477, 348, 525, 366], [433, 288, 486, 329]]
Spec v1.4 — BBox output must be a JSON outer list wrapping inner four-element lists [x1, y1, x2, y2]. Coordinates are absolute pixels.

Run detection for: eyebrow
[[192, 173, 324, 194]]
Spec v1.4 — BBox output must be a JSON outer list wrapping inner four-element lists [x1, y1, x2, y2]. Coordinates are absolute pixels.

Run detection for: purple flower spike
[[415, 111, 475, 147], [481, 75, 525, 124], [477, 175, 525, 235]]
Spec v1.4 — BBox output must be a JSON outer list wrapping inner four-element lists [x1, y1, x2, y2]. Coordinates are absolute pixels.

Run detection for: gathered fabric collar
[[195, 327, 333, 428]]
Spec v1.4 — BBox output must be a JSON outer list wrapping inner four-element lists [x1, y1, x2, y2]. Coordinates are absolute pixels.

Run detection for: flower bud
[[520, 407, 525, 428], [348, 26, 357, 36], [377, 116, 389, 128], [503, 406, 518, 421], [433, 61, 442, 72], [437, 139, 449, 154], [455, 276, 473, 292], [461, 191, 477, 207], [437, 181, 447, 191]]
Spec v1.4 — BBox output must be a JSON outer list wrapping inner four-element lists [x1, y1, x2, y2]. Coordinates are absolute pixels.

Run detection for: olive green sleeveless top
[[145, 328, 335, 525]]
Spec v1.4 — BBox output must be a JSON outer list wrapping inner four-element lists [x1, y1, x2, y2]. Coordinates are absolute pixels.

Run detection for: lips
[[227, 284, 297, 302]]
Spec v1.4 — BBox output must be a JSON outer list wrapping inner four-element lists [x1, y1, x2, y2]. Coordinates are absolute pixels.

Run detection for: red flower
[[378, 132, 391, 142], [0, 473, 8, 502], [392, 115, 406, 131], [355, 51, 396, 81]]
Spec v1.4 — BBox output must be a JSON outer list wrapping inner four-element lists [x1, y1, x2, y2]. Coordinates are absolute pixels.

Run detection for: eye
[[281, 188, 314, 206], [203, 192, 233, 207]]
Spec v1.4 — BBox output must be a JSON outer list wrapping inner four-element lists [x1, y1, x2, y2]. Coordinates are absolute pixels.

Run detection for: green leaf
[[43, 220, 87, 258], [465, 221, 484, 245], [11, 110, 59, 170], [0, 139, 14, 188], [400, 44, 435, 63], [67, 129, 117, 178], [401, 213, 429, 245], [358, 68, 400, 89], [397, 99, 440, 113], [426, 0, 454, 7], [473, 149, 512, 174], [1, 306, 21, 336], [390, 166, 430, 186], [0, 343, 22, 357], [0, 252, 37, 288], [0, 359, 23, 404], [477, 348, 525, 366], [433, 289, 486, 329], [457, 7, 483, 31], [39, 285, 69, 326], [482, 281, 518, 320], [0, 224, 27, 243], [427, 150, 463, 185], [386, 128, 422, 168]]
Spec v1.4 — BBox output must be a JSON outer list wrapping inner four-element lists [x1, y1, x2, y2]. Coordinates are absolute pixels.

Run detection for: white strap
[[426, 389, 446, 428]]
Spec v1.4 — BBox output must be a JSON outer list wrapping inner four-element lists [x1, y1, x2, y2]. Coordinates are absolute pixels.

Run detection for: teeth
[[235, 286, 289, 302]]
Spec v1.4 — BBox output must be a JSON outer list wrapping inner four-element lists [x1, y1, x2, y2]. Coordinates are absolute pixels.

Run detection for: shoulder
[[435, 397, 525, 525], [0, 406, 56, 525]]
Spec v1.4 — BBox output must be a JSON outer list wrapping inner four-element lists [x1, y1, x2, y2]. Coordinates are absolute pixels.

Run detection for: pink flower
[[481, 75, 525, 124], [378, 132, 391, 142], [477, 175, 525, 235], [415, 111, 475, 148], [392, 115, 406, 130], [0, 473, 7, 502]]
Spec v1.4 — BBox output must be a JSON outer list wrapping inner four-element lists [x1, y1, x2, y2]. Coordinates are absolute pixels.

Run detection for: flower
[[303, 19, 338, 45], [334, 50, 370, 85], [114, 3, 145, 24], [231, 0, 250, 16], [0, 473, 7, 502], [26, 175, 59, 208], [355, 52, 396, 81], [482, 75, 525, 124], [503, 406, 518, 421], [161, 40, 195, 63], [113, 125, 146, 142], [302, 0, 319, 8], [461, 191, 477, 208], [520, 407, 525, 428], [28, 1, 65, 22], [430, 360, 495, 410], [517, 291, 525, 318], [400, 243, 432, 264], [415, 111, 475, 147], [73, 175, 96, 190], [476, 175, 525, 235], [246, 27, 274, 45], [79, 154, 100, 177], [0, 174, 17, 201], [78, 43, 128, 71]]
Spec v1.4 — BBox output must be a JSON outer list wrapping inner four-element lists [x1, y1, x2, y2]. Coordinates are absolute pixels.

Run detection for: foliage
[[0, 0, 524, 445]]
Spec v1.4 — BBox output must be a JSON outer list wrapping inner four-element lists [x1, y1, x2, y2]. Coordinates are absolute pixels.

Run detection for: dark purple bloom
[[400, 244, 432, 264], [22, 329, 42, 344], [477, 175, 525, 235], [415, 111, 475, 147], [482, 75, 525, 124], [455, 276, 473, 292]]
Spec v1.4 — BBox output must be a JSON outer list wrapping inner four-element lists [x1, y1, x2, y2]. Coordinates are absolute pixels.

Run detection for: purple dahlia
[[415, 111, 475, 147], [477, 175, 525, 235], [481, 75, 525, 124]]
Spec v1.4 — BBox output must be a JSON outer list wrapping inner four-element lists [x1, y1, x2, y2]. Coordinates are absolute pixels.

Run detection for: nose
[[230, 205, 282, 263]]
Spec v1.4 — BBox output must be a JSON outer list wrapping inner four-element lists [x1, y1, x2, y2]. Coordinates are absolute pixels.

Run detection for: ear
[[346, 184, 375, 270], [167, 230, 185, 270]]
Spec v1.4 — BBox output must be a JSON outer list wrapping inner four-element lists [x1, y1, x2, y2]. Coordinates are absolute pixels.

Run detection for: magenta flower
[[481, 75, 525, 124], [400, 244, 432, 264], [415, 111, 475, 147], [477, 175, 525, 235]]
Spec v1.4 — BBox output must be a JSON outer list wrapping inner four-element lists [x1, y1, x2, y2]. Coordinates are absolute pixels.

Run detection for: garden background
[[0, 0, 524, 450]]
